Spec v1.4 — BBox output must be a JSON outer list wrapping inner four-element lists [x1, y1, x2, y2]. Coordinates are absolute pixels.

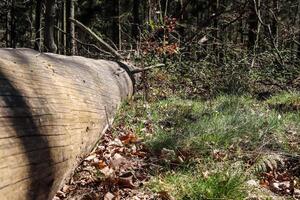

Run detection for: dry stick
[[55, 26, 111, 56], [131, 63, 165, 74], [69, 18, 165, 73], [69, 18, 124, 61]]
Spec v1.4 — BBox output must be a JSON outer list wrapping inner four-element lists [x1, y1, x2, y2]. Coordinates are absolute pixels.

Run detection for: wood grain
[[0, 48, 133, 200]]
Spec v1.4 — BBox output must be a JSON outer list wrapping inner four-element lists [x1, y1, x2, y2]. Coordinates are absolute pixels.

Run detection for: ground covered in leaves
[[54, 91, 300, 200]]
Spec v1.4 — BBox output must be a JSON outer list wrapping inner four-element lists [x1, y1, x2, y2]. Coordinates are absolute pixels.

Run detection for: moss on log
[[0, 48, 134, 200]]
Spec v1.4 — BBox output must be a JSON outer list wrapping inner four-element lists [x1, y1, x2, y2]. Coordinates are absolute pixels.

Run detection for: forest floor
[[54, 81, 300, 200]]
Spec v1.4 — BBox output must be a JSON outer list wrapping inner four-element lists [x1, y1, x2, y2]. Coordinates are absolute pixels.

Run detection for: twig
[[131, 63, 165, 74], [253, 0, 284, 66], [54, 26, 111, 55], [69, 18, 124, 61]]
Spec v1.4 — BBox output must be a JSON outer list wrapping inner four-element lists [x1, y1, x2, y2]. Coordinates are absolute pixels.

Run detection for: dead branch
[[69, 18, 164, 74], [131, 63, 165, 74], [69, 18, 124, 61], [253, 0, 284, 66], [55, 26, 111, 56]]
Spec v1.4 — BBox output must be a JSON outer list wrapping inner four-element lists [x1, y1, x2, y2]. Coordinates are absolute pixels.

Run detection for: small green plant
[[114, 92, 299, 199], [148, 167, 246, 200]]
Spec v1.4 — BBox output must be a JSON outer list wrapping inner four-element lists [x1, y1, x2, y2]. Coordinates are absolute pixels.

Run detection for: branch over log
[[69, 18, 124, 60], [69, 18, 165, 74]]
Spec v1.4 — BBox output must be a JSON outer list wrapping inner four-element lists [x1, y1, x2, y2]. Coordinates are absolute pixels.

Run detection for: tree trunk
[[44, 0, 57, 53], [5, 0, 11, 47], [61, 0, 66, 55], [34, 0, 43, 51], [112, 0, 121, 49], [0, 48, 134, 200], [132, 0, 140, 45], [10, 0, 16, 48], [66, 0, 75, 55], [247, 0, 258, 50]]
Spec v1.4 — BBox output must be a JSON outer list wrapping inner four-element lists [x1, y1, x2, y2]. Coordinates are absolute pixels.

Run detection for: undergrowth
[[114, 91, 300, 199]]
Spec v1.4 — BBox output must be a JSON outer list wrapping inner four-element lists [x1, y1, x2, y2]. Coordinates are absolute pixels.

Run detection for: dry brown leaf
[[259, 179, 270, 188], [120, 132, 138, 144], [117, 175, 137, 189], [85, 154, 96, 161], [104, 192, 115, 200], [108, 138, 124, 147], [100, 166, 114, 177], [212, 149, 227, 161], [110, 153, 126, 169], [98, 160, 107, 169]]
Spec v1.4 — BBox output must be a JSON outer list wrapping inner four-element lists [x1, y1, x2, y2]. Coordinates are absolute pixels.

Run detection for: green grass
[[114, 92, 300, 199], [142, 95, 299, 155], [267, 91, 300, 112], [148, 167, 246, 200], [267, 91, 300, 105]]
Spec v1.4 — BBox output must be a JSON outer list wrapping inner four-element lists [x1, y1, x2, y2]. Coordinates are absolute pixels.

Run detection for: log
[[0, 48, 134, 200]]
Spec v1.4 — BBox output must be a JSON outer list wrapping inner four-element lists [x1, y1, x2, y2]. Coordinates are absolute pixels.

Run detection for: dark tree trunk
[[132, 0, 140, 45], [34, 0, 43, 51], [247, 0, 258, 50], [10, 0, 16, 48], [66, 0, 75, 55], [5, 0, 10, 47], [44, 0, 57, 53], [161, 0, 167, 16], [61, 0, 66, 55], [112, 0, 121, 49]]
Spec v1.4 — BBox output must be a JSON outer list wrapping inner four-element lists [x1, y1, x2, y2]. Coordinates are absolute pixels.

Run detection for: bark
[[61, 0, 66, 55], [10, 0, 16, 48], [132, 0, 140, 43], [0, 48, 134, 200], [111, 0, 121, 49], [5, 0, 10, 47], [44, 0, 57, 53], [248, 0, 258, 50], [66, 0, 75, 55], [34, 0, 43, 51]]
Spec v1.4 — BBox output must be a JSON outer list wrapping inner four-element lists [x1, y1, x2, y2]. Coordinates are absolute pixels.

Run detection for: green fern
[[251, 153, 285, 174]]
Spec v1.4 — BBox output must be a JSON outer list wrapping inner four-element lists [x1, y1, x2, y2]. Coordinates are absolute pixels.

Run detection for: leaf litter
[[53, 125, 173, 200]]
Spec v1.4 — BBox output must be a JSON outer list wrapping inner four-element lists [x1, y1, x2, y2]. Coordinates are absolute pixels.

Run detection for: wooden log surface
[[0, 48, 134, 200]]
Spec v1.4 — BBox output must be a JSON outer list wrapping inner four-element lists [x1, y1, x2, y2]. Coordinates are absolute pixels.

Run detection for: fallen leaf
[[98, 160, 107, 169], [108, 138, 124, 147], [120, 132, 138, 144], [100, 166, 114, 177], [85, 154, 96, 161], [104, 192, 115, 200], [117, 175, 137, 189], [110, 153, 126, 169]]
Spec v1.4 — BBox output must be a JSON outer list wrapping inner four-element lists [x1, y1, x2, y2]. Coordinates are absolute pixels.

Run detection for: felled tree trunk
[[0, 48, 134, 200]]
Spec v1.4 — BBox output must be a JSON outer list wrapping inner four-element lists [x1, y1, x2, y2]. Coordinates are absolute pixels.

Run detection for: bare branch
[[253, 0, 284, 66], [131, 64, 165, 74], [69, 18, 124, 61], [55, 26, 111, 56]]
